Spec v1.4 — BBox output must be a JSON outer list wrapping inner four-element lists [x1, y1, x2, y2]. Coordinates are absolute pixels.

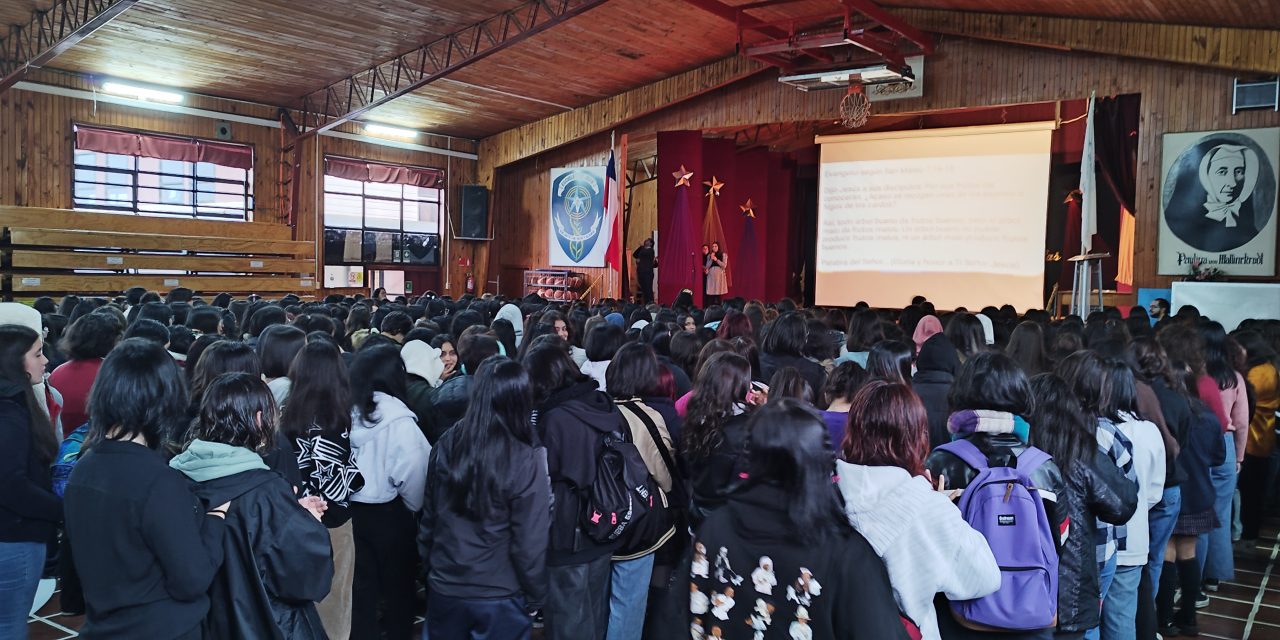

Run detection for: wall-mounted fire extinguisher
[[465, 271, 475, 294]]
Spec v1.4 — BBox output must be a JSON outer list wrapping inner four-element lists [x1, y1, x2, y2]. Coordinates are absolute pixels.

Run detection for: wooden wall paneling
[[483, 37, 1280, 294]]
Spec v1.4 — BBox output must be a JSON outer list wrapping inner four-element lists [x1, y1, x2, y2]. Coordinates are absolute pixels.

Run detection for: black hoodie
[[912, 334, 960, 450], [0, 381, 60, 543], [538, 380, 626, 565]]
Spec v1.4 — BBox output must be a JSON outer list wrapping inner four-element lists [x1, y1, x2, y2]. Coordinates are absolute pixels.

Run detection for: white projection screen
[[815, 122, 1055, 311]]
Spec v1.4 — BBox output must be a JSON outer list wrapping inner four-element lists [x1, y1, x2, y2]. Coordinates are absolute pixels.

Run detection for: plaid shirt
[[1095, 418, 1137, 563]]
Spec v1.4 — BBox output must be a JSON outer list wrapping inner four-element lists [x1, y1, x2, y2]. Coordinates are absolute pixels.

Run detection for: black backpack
[[579, 426, 654, 544]]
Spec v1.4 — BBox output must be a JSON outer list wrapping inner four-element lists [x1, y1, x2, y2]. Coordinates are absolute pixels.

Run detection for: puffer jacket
[[1051, 452, 1138, 632]]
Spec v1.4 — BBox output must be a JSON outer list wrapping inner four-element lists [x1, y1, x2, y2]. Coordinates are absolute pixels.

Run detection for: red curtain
[[75, 126, 253, 170], [325, 156, 444, 188]]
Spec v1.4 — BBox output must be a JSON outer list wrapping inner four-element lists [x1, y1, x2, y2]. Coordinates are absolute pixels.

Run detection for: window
[[322, 156, 444, 272], [72, 126, 254, 221]]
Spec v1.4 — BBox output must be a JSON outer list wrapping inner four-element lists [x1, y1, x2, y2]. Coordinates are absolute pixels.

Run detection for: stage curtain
[[1093, 95, 1141, 292], [76, 125, 253, 170], [325, 156, 444, 188], [656, 131, 705, 304]]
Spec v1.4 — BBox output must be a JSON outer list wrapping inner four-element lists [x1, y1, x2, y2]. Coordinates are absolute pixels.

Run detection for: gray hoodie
[[349, 392, 431, 512]]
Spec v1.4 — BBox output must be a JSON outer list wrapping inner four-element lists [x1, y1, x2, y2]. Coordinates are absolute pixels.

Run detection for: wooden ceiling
[[3, 0, 1276, 139]]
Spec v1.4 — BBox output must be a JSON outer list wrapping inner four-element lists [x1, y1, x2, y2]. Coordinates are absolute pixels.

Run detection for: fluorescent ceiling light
[[101, 82, 183, 104], [365, 123, 420, 139]]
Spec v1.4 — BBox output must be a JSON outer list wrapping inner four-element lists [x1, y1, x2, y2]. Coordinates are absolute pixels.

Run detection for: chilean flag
[[603, 150, 621, 272]]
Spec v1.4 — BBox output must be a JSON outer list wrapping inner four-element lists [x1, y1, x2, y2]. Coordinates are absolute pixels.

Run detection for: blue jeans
[[424, 591, 531, 640], [1197, 435, 1236, 582], [1100, 565, 1142, 640], [1146, 486, 1181, 588], [1085, 555, 1119, 640], [0, 541, 45, 639], [605, 554, 654, 640]]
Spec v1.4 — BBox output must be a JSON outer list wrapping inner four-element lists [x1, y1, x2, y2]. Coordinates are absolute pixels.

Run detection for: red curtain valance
[[325, 156, 445, 188], [75, 126, 254, 170]]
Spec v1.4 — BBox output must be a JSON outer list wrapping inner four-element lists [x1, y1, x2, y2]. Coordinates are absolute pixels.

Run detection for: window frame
[[321, 155, 445, 268], [71, 124, 255, 222]]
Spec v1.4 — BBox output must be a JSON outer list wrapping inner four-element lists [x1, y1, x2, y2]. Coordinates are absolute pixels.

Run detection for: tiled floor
[[26, 520, 1280, 639]]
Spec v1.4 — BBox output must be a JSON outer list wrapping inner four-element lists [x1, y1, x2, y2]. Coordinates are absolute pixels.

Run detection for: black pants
[[57, 530, 83, 613], [351, 499, 418, 640], [1240, 453, 1269, 541], [545, 554, 611, 640], [426, 591, 530, 640], [638, 273, 654, 304]]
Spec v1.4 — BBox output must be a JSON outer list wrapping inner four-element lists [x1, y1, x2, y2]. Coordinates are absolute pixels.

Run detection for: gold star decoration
[[704, 176, 724, 198], [672, 165, 693, 188], [740, 198, 756, 218]]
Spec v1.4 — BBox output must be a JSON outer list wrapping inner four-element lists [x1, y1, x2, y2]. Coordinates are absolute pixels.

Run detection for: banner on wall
[[548, 166, 610, 267], [1158, 127, 1278, 276]]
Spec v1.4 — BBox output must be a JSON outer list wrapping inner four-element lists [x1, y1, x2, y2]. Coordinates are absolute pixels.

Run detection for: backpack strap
[[1015, 446, 1052, 477], [618, 400, 678, 482], [938, 438, 990, 471]]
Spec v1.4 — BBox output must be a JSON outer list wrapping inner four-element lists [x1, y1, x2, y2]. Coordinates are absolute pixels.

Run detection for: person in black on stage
[[633, 238, 658, 305]]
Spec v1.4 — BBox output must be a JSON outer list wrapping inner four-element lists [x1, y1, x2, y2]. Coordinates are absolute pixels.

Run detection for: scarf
[[911, 315, 942, 355], [1203, 199, 1242, 228], [947, 409, 1030, 442]]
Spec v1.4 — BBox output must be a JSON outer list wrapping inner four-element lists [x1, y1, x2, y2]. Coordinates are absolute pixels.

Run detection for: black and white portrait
[[1163, 133, 1275, 252], [1158, 127, 1279, 277]]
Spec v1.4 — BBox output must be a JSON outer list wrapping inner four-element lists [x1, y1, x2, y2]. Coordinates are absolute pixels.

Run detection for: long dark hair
[[821, 361, 869, 407], [606, 342, 661, 398], [948, 351, 1032, 415], [0, 326, 56, 463], [280, 341, 352, 442], [189, 372, 278, 452], [947, 313, 986, 359], [766, 366, 813, 404], [1006, 321, 1049, 376], [258, 324, 306, 380], [444, 356, 536, 520], [521, 339, 590, 404], [1201, 321, 1239, 390], [746, 399, 850, 544], [1027, 373, 1095, 473], [761, 312, 807, 358], [845, 309, 884, 353], [866, 340, 913, 386], [1158, 323, 1206, 378], [190, 340, 260, 407], [349, 344, 409, 423], [87, 338, 189, 450], [1057, 350, 1123, 419], [684, 352, 752, 460]]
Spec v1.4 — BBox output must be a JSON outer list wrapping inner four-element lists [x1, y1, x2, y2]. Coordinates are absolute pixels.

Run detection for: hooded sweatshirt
[[495, 304, 525, 348], [349, 392, 431, 512], [836, 462, 1000, 640], [912, 334, 960, 450], [538, 380, 625, 565], [170, 440, 332, 640], [911, 316, 943, 355]]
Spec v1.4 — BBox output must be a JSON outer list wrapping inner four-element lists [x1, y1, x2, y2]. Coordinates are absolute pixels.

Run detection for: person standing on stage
[[705, 241, 729, 305], [632, 238, 658, 304], [700, 244, 711, 299]]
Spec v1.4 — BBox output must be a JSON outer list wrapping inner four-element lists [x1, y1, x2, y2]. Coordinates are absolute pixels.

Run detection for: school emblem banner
[[549, 166, 608, 267], [1158, 127, 1278, 276]]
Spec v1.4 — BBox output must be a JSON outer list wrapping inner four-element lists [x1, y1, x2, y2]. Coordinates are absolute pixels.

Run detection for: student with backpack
[[924, 352, 1069, 640], [606, 343, 684, 640], [691, 399, 907, 640], [1026, 374, 1138, 639], [417, 356, 551, 640], [836, 381, 1000, 640], [522, 339, 629, 640]]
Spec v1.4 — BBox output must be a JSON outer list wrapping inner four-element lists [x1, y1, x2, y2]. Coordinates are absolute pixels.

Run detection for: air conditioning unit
[[1233, 77, 1279, 114]]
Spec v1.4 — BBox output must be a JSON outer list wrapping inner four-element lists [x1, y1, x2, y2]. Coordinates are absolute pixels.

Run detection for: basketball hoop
[[840, 83, 870, 129]]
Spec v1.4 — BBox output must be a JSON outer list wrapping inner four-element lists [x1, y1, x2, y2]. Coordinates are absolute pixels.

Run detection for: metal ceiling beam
[[0, 0, 140, 94], [682, 0, 831, 63], [293, 0, 609, 139]]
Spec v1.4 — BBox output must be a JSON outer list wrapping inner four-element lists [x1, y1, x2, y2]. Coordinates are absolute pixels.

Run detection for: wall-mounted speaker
[[458, 185, 490, 240], [215, 121, 233, 140]]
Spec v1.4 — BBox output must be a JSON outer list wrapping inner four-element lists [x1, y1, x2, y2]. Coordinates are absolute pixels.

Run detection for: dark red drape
[[657, 131, 705, 304], [325, 156, 444, 188], [75, 126, 253, 170], [1092, 95, 1140, 215]]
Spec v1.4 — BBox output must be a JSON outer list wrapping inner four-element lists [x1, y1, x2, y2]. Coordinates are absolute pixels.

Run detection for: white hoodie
[[836, 461, 1000, 640], [1112, 412, 1166, 567], [349, 392, 431, 512]]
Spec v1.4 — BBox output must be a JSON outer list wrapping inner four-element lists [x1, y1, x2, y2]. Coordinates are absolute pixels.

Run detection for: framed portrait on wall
[[1157, 127, 1278, 276]]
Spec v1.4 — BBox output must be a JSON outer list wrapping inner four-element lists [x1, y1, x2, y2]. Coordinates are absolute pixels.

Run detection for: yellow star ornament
[[704, 176, 724, 198]]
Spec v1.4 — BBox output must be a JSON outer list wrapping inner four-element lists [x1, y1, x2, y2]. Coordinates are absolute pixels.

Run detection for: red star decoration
[[703, 176, 724, 198], [672, 165, 693, 187], [740, 198, 756, 218]]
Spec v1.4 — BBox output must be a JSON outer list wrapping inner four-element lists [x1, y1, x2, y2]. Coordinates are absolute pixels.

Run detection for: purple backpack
[[939, 439, 1059, 631]]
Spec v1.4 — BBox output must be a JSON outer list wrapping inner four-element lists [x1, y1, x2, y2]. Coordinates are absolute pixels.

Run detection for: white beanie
[[401, 340, 445, 388], [0, 303, 51, 415], [976, 313, 995, 345]]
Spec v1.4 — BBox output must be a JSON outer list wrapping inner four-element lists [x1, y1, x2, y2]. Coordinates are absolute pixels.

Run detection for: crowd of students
[[0, 286, 1278, 640]]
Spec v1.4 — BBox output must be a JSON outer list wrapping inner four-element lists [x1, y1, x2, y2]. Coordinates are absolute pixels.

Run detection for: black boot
[[1157, 561, 1178, 635], [1176, 558, 1201, 636]]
